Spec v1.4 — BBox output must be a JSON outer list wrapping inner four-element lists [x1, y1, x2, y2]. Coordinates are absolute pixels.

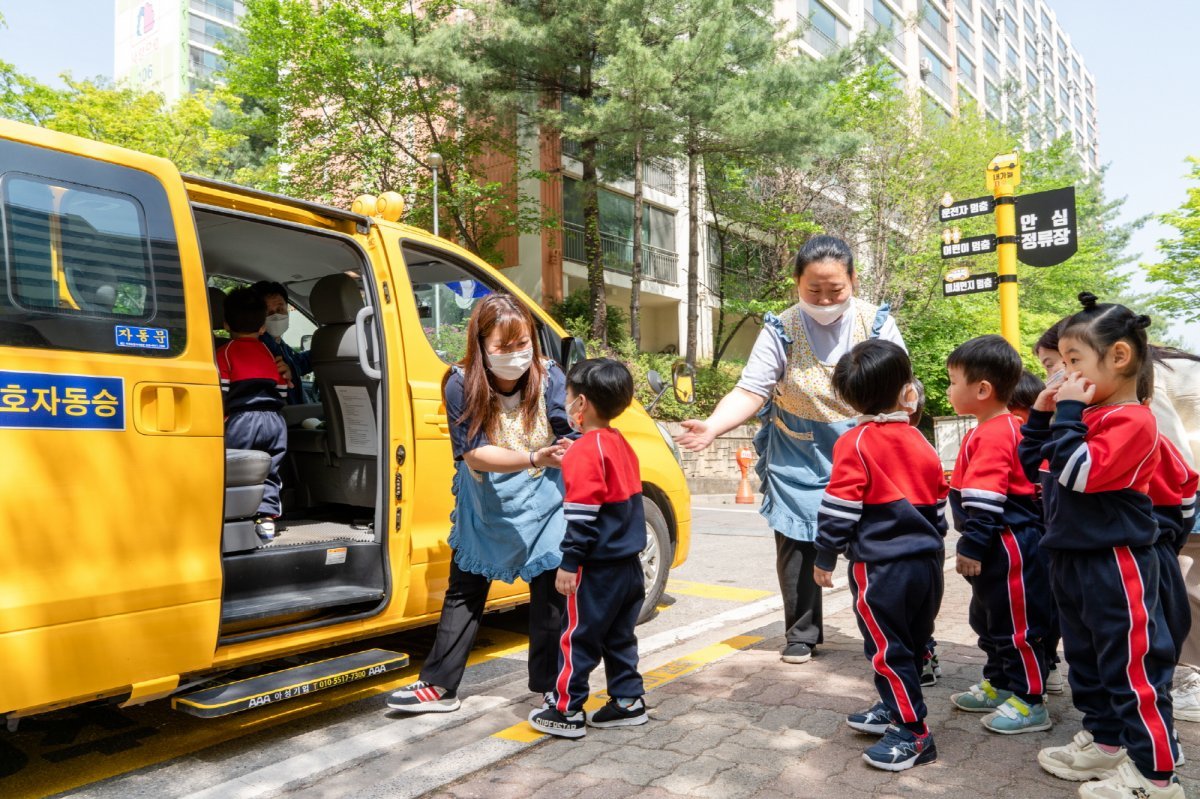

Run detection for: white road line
[[179, 696, 511, 799]]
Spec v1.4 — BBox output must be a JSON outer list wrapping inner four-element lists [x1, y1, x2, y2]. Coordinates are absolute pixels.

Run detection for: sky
[[1, 0, 1196, 342]]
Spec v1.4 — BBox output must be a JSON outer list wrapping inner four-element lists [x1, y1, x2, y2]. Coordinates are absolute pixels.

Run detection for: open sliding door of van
[[0, 122, 224, 716]]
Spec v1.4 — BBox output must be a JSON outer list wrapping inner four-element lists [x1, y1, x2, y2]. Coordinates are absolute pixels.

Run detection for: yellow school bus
[[0, 119, 690, 720]]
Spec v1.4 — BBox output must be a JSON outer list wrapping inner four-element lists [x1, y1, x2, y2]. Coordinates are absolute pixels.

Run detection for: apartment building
[[114, 0, 243, 103]]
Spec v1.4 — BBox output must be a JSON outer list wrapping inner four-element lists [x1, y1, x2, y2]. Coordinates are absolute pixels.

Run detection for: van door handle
[[424, 413, 449, 435], [355, 306, 382, 380], [135, 384, 188, 434]]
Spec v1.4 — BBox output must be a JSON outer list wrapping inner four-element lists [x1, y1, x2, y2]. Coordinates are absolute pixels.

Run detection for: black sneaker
[[587, 697, 649, 728], [863, 725, 937, 771], [781, 643, 812, 664], [385, 681, 461, 713], [847, 701, 894, 735], [920, 657, 937, 687], [528, 706, 586, 738]]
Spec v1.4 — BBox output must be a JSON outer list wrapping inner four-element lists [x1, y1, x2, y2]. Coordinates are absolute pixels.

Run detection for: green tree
[[223, 0, 547, 265], [0, 64, 263, 183], [1144, 157, 1200, 323]]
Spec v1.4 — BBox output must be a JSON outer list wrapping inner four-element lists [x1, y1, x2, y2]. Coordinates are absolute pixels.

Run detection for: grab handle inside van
[[355, 306, 382, 380]]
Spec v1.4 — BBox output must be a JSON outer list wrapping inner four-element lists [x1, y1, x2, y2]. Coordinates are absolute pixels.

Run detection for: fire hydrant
[[735, 445, 756, 504]]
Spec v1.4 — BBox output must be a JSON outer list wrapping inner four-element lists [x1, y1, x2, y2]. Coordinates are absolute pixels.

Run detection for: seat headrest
[[311, 274, 364, 324], [208, 286, 226, 330]]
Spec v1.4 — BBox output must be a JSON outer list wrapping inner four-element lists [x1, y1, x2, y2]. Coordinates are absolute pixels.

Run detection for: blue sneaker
[[951, 679, 1012, 712], [981, 696, 1052, 734], [847, 701, 894, 735], [862, 724, 937, 771]]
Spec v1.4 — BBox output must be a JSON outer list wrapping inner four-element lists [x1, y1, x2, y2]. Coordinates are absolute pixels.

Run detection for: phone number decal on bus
[[244, 664, 393, 709], [0, 371, 125, 431]]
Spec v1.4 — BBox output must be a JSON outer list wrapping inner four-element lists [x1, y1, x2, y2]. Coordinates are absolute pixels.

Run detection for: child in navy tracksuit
[[1020, 293, 1182, 798], [946, 336, 1053, 735], [1150, 434, 1199, 665], [529, 358, 648, 739], [218, 287, 289, 543], [814, 340, 947, 772]]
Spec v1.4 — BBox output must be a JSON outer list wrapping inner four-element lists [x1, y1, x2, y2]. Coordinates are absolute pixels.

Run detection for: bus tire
[[637, 495, 673, 625]]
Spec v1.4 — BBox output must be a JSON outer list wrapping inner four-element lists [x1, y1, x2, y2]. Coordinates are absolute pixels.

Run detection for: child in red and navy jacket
[[814, 340, 947, 772], [1150, 433, 1199, 664], [529, 358, 647, 739], [218, 287, 289, 543], [946, 335, 1053, 735], [1019, 293, 1180, 798]]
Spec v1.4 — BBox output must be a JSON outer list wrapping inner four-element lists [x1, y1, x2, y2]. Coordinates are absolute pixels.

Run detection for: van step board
[[172, 648, 408, 718], [221, 586, 384, 624]]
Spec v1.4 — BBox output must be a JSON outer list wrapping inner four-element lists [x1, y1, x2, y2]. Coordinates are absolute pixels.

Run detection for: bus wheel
[[637, 496, 673, 624]]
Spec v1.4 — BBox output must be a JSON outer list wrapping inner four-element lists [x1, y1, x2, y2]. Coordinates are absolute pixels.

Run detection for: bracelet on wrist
[[529, 450, 537, 468]]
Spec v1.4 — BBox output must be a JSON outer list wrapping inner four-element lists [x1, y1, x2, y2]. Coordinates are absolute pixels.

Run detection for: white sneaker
[[1077, 761, 1183, 799], [1046, 666, 1066, 695], [1172, 670, 1200, 723], [1038, 730, 1129, 781]]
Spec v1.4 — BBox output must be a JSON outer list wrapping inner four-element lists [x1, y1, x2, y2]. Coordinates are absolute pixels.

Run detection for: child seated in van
[[218, 287, 289, 543]]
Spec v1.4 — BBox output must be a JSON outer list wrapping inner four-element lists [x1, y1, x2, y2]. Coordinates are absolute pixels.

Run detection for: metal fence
[[562, 222, 679, 285], [561, 140, 677, 195], [864, 12, 906, 62]]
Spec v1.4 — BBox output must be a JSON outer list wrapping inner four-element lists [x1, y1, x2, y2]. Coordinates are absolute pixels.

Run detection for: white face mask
[[487, 348, 533, 381], [899, 382, 919, 413], [798, 296, 852, 326], [265, 313, 289, 338]]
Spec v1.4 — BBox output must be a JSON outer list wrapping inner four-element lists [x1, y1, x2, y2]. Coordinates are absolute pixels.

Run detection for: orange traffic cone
[[735, 445, 756, 504]]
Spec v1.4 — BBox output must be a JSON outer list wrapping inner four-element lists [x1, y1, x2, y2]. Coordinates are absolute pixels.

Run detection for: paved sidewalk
[[434, 567, 1199, 799]]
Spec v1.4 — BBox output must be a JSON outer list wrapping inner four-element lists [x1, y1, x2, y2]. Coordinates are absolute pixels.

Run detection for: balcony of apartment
[[561, 139, 677, 196], [190, 0, 243, 24], [803, 21, 841, 57], [922, 69, 953, 105], [864, 11, 907, 64], [918, 15, 950, 57], [561, 222, 679, 285]]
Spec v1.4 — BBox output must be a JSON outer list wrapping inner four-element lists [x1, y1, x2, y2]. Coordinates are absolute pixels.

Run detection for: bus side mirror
[[646, 370, 668, 413], [301, 334, 313, 352], [672, 361, 695, 405], [561, 336, 586, 371]]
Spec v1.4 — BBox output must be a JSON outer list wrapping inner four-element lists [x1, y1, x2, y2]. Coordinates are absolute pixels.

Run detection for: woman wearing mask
[[676, 236, 905, 664], [251, 280, 312, 405], [387, 293, 575, 713]]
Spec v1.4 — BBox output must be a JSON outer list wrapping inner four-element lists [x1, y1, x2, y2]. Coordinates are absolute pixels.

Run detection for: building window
[[984, 46, 1000, 77], [1006, 43, 1020, 72], [958, 49, 976, 82], [981, 13, 998, 44], [1004, 12, 1018, 38], [562, 179, 678, 283], [920, 1, 950, 53], [190, 0, 244, 23], [1059, 85, 1070, 108], [1026, 68, 1038, 91], [1024, 10, 1036, 33], [188, 46, 223, 81], [1025, 39, 1038, 64], [802, 0, 849, 55], [985, 79, 1001, 110], [1072, 56, 1081, 75], [1058, 59, 1068, 82], [957, 18, 974, 47], [188, 14, 231, 49]]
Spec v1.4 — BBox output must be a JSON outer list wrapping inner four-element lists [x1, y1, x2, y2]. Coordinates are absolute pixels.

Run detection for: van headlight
[[656, 422, 682, 466]]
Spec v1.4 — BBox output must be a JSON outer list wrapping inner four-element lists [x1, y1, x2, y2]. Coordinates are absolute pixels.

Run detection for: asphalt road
[[0, 500, 811, 799]]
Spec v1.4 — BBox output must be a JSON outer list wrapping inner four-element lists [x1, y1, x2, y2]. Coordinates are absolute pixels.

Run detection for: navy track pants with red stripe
[[965, 528, 1052, 703], [1049, 546, 1179, 778], [1154, 538, 1191, 664], [848, 555, 944, 726], [553, 559, 645, 714]]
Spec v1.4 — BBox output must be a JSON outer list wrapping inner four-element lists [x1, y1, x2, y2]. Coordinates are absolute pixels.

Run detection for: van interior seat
[[222, 448, 271, 553], [292, 273, 378, 508]]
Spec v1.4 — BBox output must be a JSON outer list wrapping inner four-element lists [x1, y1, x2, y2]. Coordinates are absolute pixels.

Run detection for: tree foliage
[[1144, 157, 1200, 324]]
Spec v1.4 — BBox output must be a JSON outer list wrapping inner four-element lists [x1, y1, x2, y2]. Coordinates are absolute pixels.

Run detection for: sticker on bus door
[[0, 371, 124, 431]]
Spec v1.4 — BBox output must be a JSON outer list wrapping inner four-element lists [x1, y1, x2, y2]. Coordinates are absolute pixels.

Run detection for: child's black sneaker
[[385, 680, 461, 713], [781, 642, 812, 663], [587, 697, 649, 728], [528, 706, 586, 738], [846, 701, 894, 735], [862, 724, 937, 771]]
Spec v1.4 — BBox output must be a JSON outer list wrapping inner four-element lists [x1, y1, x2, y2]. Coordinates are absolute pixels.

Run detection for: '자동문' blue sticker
[[115, 325, 169, 350], [0, 371, 125, 431]]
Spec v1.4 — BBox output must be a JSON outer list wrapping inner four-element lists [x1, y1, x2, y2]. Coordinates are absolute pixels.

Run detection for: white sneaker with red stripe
[[385, 681, 461, 713]]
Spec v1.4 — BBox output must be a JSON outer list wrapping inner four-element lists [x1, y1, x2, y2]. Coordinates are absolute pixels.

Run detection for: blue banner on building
[[0, 371, 125, 431]]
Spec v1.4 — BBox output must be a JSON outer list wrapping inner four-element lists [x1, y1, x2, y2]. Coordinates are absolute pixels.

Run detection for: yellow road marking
[[667, 579, 774, 603], [492, 633, 762, 742], [4, 627, 530, 799]]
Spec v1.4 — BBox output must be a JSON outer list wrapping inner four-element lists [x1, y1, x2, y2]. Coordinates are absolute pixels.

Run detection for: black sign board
[[941, 234, 997, 259], [1015, 187, 1077, 267], [939, 195, 995, 222], [943, 272, 999, 297]]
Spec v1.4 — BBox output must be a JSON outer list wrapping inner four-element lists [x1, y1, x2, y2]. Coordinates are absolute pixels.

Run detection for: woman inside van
[[387, 293, 574, 713]]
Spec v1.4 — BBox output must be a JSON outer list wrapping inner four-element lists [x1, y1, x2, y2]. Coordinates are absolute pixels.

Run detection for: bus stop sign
[[1015, 187, 1077, 267]]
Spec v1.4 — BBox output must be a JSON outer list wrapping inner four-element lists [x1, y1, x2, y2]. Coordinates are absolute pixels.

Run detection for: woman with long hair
[[386, 293, 574, 713]]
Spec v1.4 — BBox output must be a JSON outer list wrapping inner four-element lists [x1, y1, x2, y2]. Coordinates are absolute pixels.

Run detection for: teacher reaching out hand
[[676, 235, 905, 664]]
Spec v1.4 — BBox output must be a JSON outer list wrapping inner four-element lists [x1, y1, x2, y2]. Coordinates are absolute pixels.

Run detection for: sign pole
[[987, 153, 1022, 349]]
